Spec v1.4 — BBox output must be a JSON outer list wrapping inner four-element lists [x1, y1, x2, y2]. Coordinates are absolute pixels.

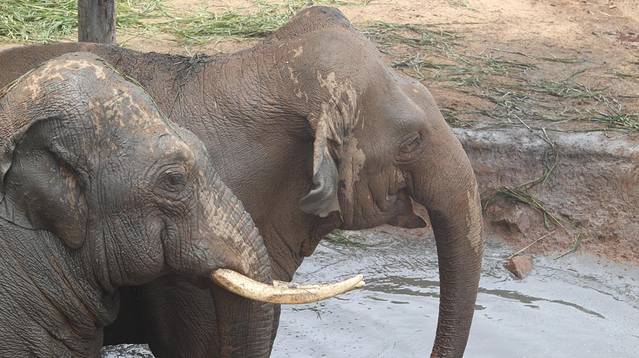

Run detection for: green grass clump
[[0, 0, 163, 43], [363, 21, 460, 53], [164, 1, 299, 44], [594, 109, 639, 131], [162, 0, 352, 45], [325, 229, 370, 248], [0, 0, 76, 43]]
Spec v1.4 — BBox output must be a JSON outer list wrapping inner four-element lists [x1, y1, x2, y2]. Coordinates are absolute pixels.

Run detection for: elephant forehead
[[23, 57, 108, 101], [87, 85, 172, 137], [157, 134, 196, 164]]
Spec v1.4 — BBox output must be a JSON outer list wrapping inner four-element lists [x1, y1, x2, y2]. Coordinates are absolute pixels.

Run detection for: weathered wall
[[454, 127, 639, 263]]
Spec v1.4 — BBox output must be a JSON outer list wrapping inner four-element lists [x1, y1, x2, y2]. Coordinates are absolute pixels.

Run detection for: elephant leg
[[105, 279, 281, 357], [271, 304, 281, 347], [103, 287, 147, 345], [138, 275, 220, 358]]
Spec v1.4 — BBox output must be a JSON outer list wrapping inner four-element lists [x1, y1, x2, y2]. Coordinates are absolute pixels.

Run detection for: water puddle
[[103, 228, 639, 357], [272, 228, 639, 358]]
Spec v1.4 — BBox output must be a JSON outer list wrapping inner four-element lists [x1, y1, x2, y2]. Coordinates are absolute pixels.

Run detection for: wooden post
[[77, 0, 116, 44]]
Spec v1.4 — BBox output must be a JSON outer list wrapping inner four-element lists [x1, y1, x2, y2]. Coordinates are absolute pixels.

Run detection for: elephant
[[0, 6, 484, 358], [0, 52, 351, 357]]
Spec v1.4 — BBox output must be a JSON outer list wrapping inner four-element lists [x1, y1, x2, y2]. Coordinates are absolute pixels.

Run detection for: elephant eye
[[159, 168, 188, 193], [167, 172, 186, 186], [396, 132, 424, 164], [399, 133, 422, 154]]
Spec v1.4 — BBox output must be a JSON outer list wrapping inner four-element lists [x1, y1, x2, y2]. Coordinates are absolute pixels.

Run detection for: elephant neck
[[191, 46, 341, 281], [200, 47, 309, 128], [0, 222, 118, 354]]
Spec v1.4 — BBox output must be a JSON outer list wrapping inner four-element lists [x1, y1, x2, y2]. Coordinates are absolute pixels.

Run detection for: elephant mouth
[[341, 185, 426, 230], [210, 269, 365, 304]]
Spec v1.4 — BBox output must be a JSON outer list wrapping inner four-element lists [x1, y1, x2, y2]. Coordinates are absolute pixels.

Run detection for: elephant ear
[[299, 118, 340, 218], [0, 83, 89, 249], [299, 72, 362, 218]]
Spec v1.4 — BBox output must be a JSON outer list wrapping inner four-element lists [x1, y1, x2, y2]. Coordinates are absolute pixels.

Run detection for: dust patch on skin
[[195, 184, 257, 274], [314, 71, 363, 140], [287, 66, 299, 85], [90, 74, 177, 148], [309, 71, 366, 221], [286, 63, 308, 101], [338, 137, 366, 222], [13, 56, 180, 160], [466, 182, 483, 256], [286, 65, 303, 100], [24, 59, 107, 100]]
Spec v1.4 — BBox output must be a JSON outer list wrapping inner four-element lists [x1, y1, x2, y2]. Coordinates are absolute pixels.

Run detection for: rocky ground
[[1, 0, 638, 263]]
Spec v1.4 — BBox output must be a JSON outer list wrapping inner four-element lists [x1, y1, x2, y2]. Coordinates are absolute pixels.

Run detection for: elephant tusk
[[211, 269, 365, 304]]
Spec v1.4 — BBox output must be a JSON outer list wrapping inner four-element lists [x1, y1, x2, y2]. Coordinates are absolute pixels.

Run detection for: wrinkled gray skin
[[0, 7, 483, 358], [0, 53, 273, 357]]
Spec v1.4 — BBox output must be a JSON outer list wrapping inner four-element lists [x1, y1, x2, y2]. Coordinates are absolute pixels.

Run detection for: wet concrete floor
[[103, 228, 639, 357]]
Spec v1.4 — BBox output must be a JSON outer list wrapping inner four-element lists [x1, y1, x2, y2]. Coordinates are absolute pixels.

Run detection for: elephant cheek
[[386, 195, 427, 229]]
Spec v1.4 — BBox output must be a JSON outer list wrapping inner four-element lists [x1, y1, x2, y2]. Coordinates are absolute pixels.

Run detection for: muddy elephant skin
[[0, 6, 484, 358], [0, 53, 273, 357]]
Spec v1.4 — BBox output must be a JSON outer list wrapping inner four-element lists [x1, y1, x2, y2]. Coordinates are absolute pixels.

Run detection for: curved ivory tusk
[[211, 269, 365, 304]]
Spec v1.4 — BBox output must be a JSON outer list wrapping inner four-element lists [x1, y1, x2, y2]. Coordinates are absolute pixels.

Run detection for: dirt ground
[[2, 0, 636, 131], [113, 0, 639, 129], [1, 0, 638, 262]]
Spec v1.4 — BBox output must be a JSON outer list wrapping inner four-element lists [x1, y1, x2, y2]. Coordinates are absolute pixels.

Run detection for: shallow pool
[[103, 227, 639, 357], [272, 228, 639, 358]]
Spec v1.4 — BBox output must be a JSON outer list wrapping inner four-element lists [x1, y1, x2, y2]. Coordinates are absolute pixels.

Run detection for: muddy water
[[272, 228, 639, 358], [103, 227, 639, 357]]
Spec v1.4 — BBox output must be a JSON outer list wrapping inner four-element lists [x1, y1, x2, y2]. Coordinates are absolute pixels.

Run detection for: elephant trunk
[[199, 175, 275, 358], [408, 126, 483, 358]]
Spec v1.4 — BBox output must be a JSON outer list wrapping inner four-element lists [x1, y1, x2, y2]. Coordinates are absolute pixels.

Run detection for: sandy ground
[[3, 0, 636, 125], [110, 0, 639, 124]]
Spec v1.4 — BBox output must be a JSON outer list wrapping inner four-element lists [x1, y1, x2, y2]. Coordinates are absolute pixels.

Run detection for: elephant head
[[280, 7, 484, 357], [0, 52, 358, 356]]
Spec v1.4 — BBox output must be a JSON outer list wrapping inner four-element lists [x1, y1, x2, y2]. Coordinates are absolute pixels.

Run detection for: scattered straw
[[0, 0, 164, 43]]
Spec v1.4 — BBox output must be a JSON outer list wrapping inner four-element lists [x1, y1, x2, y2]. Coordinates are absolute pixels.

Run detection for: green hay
[[495, 187, 562, 229], [325, 229, 369, 248], [363, 22, 460, 53], [163, 1, 298, 44], [485, 128, 571, 233], [594, 109, 639, 131], [364, 21, 639, 131], [0, 0, 164, 43], [537, 56, 584, 64], [160, 0, 355, 45], [554, 233, 583, 260]]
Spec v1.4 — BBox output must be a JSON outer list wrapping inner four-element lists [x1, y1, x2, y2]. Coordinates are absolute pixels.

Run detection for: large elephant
[[0, 52, 350, 357], [0, 6, 483, 358]]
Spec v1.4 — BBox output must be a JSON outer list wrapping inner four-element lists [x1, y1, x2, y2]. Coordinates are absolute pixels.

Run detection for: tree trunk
[[77, 0, 115, 44]]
